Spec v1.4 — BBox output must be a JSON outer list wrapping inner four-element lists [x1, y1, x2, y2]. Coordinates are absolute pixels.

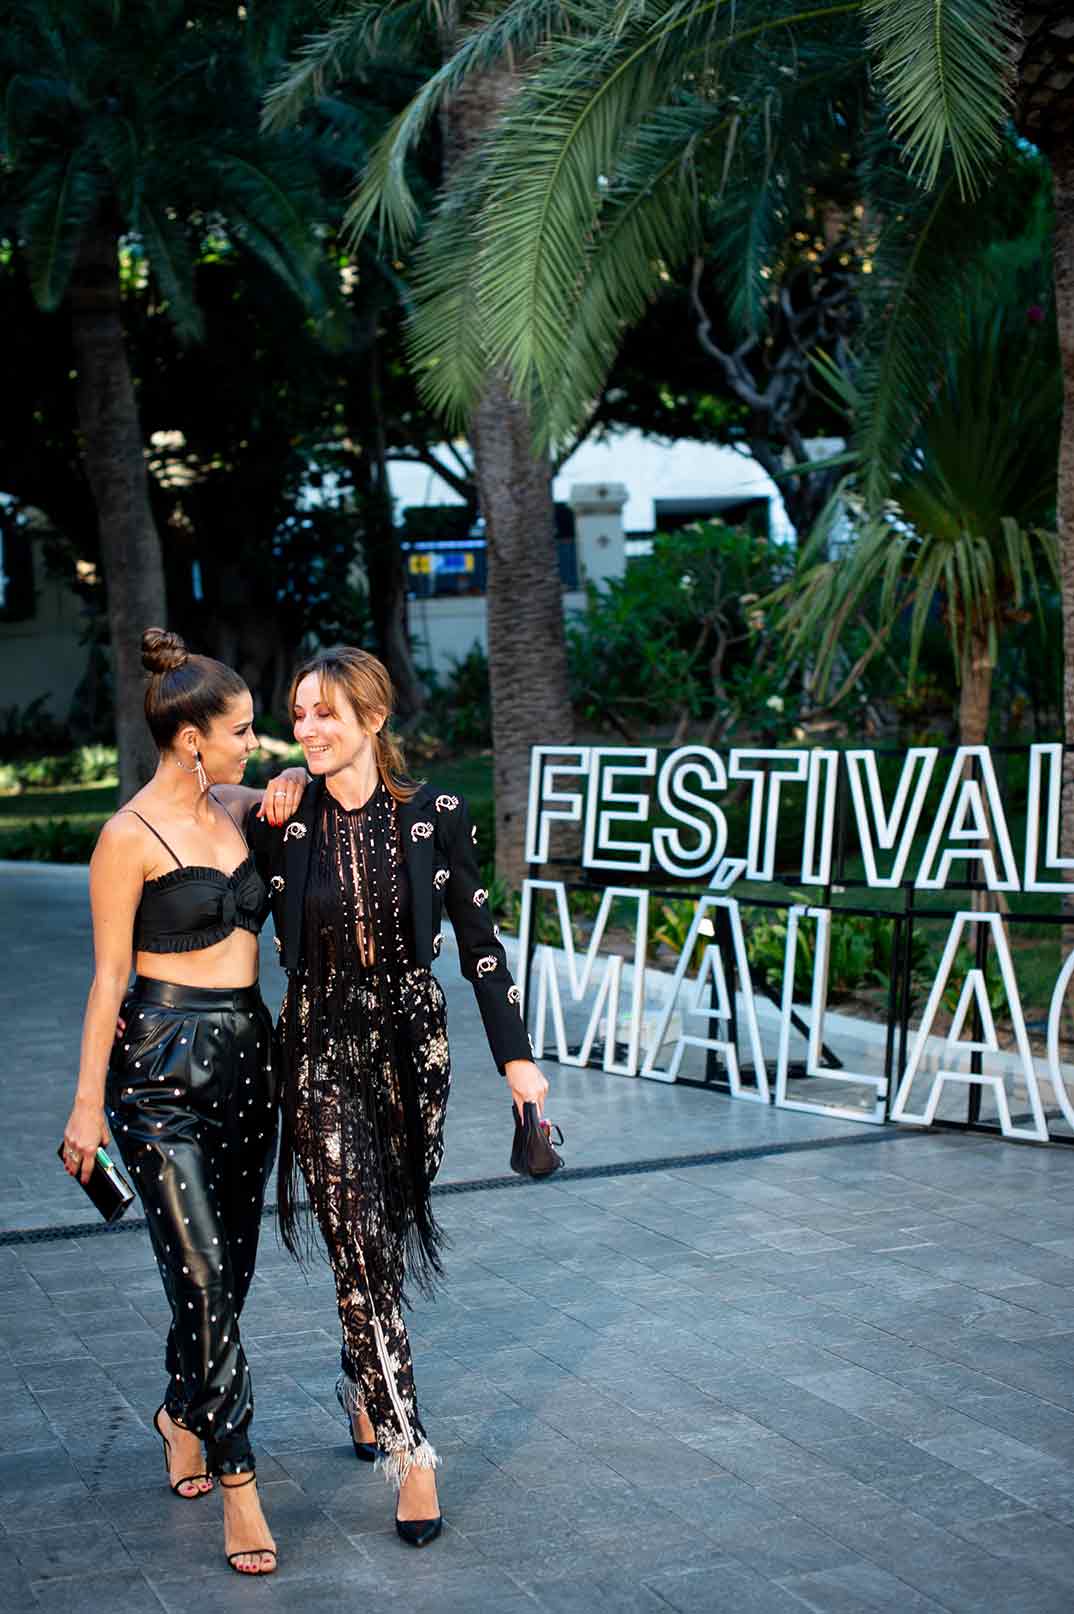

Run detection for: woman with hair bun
[[60, 628, 308, 1576], [247, 646, 549, 1549]]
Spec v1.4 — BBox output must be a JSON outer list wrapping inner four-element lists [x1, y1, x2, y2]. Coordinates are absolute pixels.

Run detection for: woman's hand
[[61, 1097, 111, 1186], [258, 767, 309, 825], [504, 1059, 549, 1118]]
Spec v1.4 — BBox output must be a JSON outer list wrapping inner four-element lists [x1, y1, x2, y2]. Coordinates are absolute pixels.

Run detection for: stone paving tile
[[9, 862, 1074, 1609], [779, 1561, 951, 1612]]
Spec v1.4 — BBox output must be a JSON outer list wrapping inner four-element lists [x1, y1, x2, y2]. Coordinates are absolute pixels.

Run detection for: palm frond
[[84, 110, 139, 216], [406, 177, 492, 430], [344, 0, 577, 251], [136, 201, 203, 342], [261, 0, 427, 132], [851, 159, 963, 509], [864, 0, 1016, 198], [536, 99, 728, 445], [3, 73, 80, 161], [20, 152, 104, 309], [205, 150, 326, 310]]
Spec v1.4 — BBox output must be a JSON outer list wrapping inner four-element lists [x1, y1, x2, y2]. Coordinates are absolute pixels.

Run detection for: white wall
[[408, 591, 588, 681], [388, 428, 794, 541]]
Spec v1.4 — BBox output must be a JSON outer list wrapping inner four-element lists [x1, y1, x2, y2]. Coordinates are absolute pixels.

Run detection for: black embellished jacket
[[246, 777, 531, 1073]]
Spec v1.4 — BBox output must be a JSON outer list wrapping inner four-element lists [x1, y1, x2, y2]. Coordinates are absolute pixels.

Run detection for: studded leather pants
[[105, 977, 277, 1475]]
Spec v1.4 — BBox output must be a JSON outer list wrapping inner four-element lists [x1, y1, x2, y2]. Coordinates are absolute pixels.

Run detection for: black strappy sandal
[[221, 1472, 278, 1576], [153, 1404, 212, 1499]]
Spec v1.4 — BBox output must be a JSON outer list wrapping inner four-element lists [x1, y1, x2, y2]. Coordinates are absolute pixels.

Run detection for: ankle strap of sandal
[[220, 1471, 257, 1488]]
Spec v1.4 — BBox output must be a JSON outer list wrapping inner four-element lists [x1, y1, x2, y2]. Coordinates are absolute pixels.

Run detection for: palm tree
[[773, 287, 1061, 750], [1, 2, 337, 798], [267, 1, 574, 886], [867, 0, 1074, 856]]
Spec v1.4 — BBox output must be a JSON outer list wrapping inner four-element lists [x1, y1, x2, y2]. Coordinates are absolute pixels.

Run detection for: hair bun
[[142, 627, 188, 676]]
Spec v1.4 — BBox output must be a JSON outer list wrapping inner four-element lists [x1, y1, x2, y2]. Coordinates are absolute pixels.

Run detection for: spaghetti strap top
[[125, 795, 270, 955]]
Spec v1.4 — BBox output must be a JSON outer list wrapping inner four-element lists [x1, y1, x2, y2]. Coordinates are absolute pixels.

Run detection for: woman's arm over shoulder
[[213, 767, 308, 831]]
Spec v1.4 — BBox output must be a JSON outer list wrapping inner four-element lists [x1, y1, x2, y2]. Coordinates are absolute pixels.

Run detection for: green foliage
[[1, 1, 341, 330], [567, 521, 796, 739], [745, 905, 930, 1002], [1, 816, 101, 863], [864, 0, 1016, 198], [940, 949, 1008, 1016], [649, 899, 709, 972], [0, 743, 117, 788], [468, 794, 496, 863], [0, 696, 71, 761], [774, 268, 1061, 708], [419, 646, 493, 751]]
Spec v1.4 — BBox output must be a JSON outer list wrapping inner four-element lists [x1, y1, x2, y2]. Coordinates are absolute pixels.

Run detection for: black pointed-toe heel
[[335, 1375, 379, 1463], [153, 1404, 212, 1498], [395, 1513, 443, 1548]]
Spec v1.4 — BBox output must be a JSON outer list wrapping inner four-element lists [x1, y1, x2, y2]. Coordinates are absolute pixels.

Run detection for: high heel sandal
[[152, 1404, 211, 1499], [221, 1472, 278, 1576], [335, 1374, 380, 1463]]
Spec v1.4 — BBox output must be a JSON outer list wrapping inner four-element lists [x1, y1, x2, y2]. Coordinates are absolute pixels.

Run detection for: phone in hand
[[56, 1143, 135, 1223]]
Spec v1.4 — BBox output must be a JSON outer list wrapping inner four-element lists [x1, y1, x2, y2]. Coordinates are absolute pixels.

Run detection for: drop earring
[[175, 751, 209, 792]]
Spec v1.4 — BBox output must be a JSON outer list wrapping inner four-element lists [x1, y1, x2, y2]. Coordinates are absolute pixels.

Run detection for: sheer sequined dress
[[276, 783, 450, 1485]]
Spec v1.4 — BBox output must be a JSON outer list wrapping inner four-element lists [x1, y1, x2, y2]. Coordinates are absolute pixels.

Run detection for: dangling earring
[[175, 751, 209, 793]]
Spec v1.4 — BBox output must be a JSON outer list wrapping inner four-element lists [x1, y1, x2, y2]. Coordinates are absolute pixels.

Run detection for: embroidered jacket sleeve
[[440, 795, 531, 1073], [243, 807, 286, 956]]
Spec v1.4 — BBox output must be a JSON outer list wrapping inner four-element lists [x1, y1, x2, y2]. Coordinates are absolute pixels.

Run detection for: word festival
[[516, 743, 1074, 1146]]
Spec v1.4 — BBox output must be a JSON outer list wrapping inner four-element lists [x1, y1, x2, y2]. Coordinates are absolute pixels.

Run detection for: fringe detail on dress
[[375, 1435, 440, 1489], [335, 1371, 363, 1418]]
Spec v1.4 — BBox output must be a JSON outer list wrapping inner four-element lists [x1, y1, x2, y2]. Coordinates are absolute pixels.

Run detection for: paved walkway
[[4, 863, 1074, 1611]]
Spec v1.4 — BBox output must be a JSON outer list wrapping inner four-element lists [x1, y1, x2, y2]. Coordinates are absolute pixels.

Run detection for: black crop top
[[126, 799, 270, 955]]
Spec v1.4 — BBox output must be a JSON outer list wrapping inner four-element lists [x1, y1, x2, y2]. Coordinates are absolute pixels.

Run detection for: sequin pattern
[[279, 785, 450, 1486]]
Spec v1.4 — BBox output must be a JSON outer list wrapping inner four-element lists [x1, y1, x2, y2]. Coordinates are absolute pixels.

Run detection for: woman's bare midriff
[[134, 928, 262, 989]]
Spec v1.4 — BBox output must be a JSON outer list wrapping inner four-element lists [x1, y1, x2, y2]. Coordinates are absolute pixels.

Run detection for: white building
[[393, 430, 789, 678]]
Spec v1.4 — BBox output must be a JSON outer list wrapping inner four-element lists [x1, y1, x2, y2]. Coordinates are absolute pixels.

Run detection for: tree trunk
[[959, 629, 993, 750], [441, 24, 573, 886], [959, 627, 1003, 913], [1051, 139, 1074, 877], [1016, 5, 1074, 889], [471, 373, 574, 887], [69, 216, 166, 801]]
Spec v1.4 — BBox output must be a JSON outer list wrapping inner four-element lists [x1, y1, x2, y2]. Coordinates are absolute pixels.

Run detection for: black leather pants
[[106, 977, 277, 1475]]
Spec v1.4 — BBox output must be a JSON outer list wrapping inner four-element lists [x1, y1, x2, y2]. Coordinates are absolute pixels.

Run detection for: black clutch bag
[[510, 1102, 564, 1179], [57, 1144, 136, 1224]]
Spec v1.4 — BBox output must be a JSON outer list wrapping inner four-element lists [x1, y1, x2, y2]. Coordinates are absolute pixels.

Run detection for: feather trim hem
[[375, 1437, 440, 1489]]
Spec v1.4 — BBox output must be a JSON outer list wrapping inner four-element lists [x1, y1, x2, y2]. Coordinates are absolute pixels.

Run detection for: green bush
[[567, 521, 797, 739], [0, 696, 71, 761], [420, 646, 492, 750], [745, 904, 930, 1001], [0, 745, 118, 791], [2, 818, 102, 862], [940, 947, 1009, 1015]]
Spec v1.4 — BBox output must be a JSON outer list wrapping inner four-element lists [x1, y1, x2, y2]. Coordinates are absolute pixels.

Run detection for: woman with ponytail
[[60, 628, 309, 1576], [247, 646, 549, 1549]]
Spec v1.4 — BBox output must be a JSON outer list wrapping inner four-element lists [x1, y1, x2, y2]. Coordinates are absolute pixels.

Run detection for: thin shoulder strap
[[121, 810, 183, 869], [208, 788, 251, 853]]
